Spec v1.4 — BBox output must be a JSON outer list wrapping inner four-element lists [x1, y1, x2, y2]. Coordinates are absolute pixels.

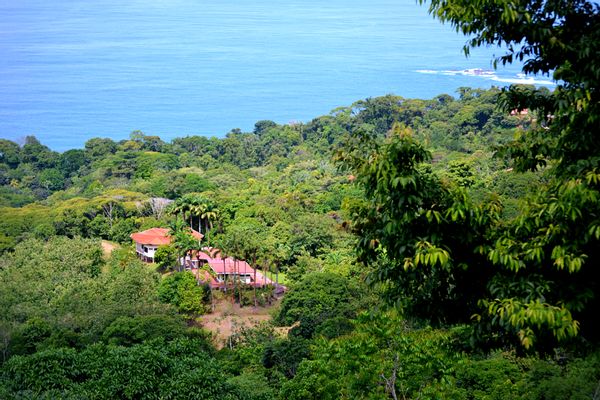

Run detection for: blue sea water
[[0, 0, 554, 151]]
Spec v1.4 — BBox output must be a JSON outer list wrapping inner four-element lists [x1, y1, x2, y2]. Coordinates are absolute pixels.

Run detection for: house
[[187, 247, 274, 289], [130, 227, 203, 262], [130, 229, 275, 289]]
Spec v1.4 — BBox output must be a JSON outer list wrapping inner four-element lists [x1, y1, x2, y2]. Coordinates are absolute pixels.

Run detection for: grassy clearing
[[265, 270, 288, 286]]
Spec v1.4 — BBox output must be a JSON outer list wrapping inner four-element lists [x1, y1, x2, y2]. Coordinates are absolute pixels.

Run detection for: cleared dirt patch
[[101, 240, 120, 259], [200, 298, 281, 348]]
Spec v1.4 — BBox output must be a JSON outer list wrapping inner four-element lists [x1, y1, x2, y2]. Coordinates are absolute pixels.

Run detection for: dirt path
[[200, 299, 281, 348], [101, 240, 120, 259]]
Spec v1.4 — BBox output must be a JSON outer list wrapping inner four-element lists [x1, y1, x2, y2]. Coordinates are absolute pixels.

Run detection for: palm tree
[[168, 197, 191, 227], [214, 235, 238, 305], [170, 194, 207, 231], [169, 219, 200, 272], [231, 222, 267, 308], [201, 205, 219, 243], [231, 238, 244, 306], [180, 195, 219, 241], [187, 194, 206, 233], [183, 194, 199, 229], [190, 201, 206, 233]]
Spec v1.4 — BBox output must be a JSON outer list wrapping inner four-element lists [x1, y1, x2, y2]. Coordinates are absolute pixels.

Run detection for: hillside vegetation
[[1, 86, 596, 398]]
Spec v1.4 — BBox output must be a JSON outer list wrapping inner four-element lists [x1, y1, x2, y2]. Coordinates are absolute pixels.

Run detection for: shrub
[[102, 315, 187, 346], [158, 272, 210, 315]]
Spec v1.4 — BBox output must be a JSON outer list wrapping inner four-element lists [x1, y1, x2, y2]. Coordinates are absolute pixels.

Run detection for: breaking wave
[[415, 69, 555, 86]]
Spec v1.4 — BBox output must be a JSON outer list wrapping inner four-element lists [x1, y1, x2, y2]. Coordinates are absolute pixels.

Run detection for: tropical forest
[[1, 1, 599, 399]]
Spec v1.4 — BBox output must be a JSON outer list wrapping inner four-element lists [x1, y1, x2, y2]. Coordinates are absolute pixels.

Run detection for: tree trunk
[[230, 258, 235, 305], [264, 261, 270, 305], [102, 201, 116, 229], [381, 353, 399, 400], [253, 255, 257, 308], [237, 259, 243, 306]]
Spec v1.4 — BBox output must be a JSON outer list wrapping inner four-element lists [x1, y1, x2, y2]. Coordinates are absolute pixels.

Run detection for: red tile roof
[[190, 248, 252, 274], [189, 247, 274, 286], [130, 227, 203, 246]]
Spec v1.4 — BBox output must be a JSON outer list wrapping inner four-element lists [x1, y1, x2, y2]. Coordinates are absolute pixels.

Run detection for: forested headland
[[1, 0, 600, 398]]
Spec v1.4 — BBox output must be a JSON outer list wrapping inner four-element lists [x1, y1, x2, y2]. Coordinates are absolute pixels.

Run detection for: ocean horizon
[[0, 0, 554, 151]]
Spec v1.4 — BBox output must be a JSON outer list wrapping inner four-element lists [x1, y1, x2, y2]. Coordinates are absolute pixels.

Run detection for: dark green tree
[[340, 0, 600, 348], [338, 124, 501, 326], [84, 137, 117, 161], [275, 272, 367, 339], [59, 149, 86, 177], [154, 244, 178, 272], [232, 220, 268, 307], [424, 0, 600, 347], [0, 140, 21, 168], [20, 136, 59, 169], [158, 272, 209, 315], [0, 339, 236, 399]]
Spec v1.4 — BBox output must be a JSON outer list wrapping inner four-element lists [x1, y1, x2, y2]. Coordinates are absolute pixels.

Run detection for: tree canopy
[[338, 0, 600, 349]]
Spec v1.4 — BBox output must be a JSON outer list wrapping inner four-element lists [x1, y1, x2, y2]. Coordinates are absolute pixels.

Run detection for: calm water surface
[[0, 0, 553, 151]]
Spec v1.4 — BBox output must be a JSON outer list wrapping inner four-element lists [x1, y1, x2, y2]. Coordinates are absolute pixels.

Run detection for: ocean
[[0, 0, 554, 151]]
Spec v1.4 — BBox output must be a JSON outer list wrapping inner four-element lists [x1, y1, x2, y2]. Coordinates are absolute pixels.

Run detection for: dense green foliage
[[275, 272, 372, 339], [338, 124, 502, 327], [0, 339, 235, 399], [282, 312, 600, 399], [336, 0, 600, 352], [0, 237, 175, 358], [158, 271, 210, 315], [2, 82, 598, 396], [416, 0, 600, 347]]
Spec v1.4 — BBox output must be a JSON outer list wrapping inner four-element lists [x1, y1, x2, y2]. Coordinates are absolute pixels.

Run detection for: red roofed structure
[[186, 247, 274, 289], [185, 247, 274, 289], [130, 227, 202, 262], [131, 229, 278, 290], [194, 269, 220, 288]]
